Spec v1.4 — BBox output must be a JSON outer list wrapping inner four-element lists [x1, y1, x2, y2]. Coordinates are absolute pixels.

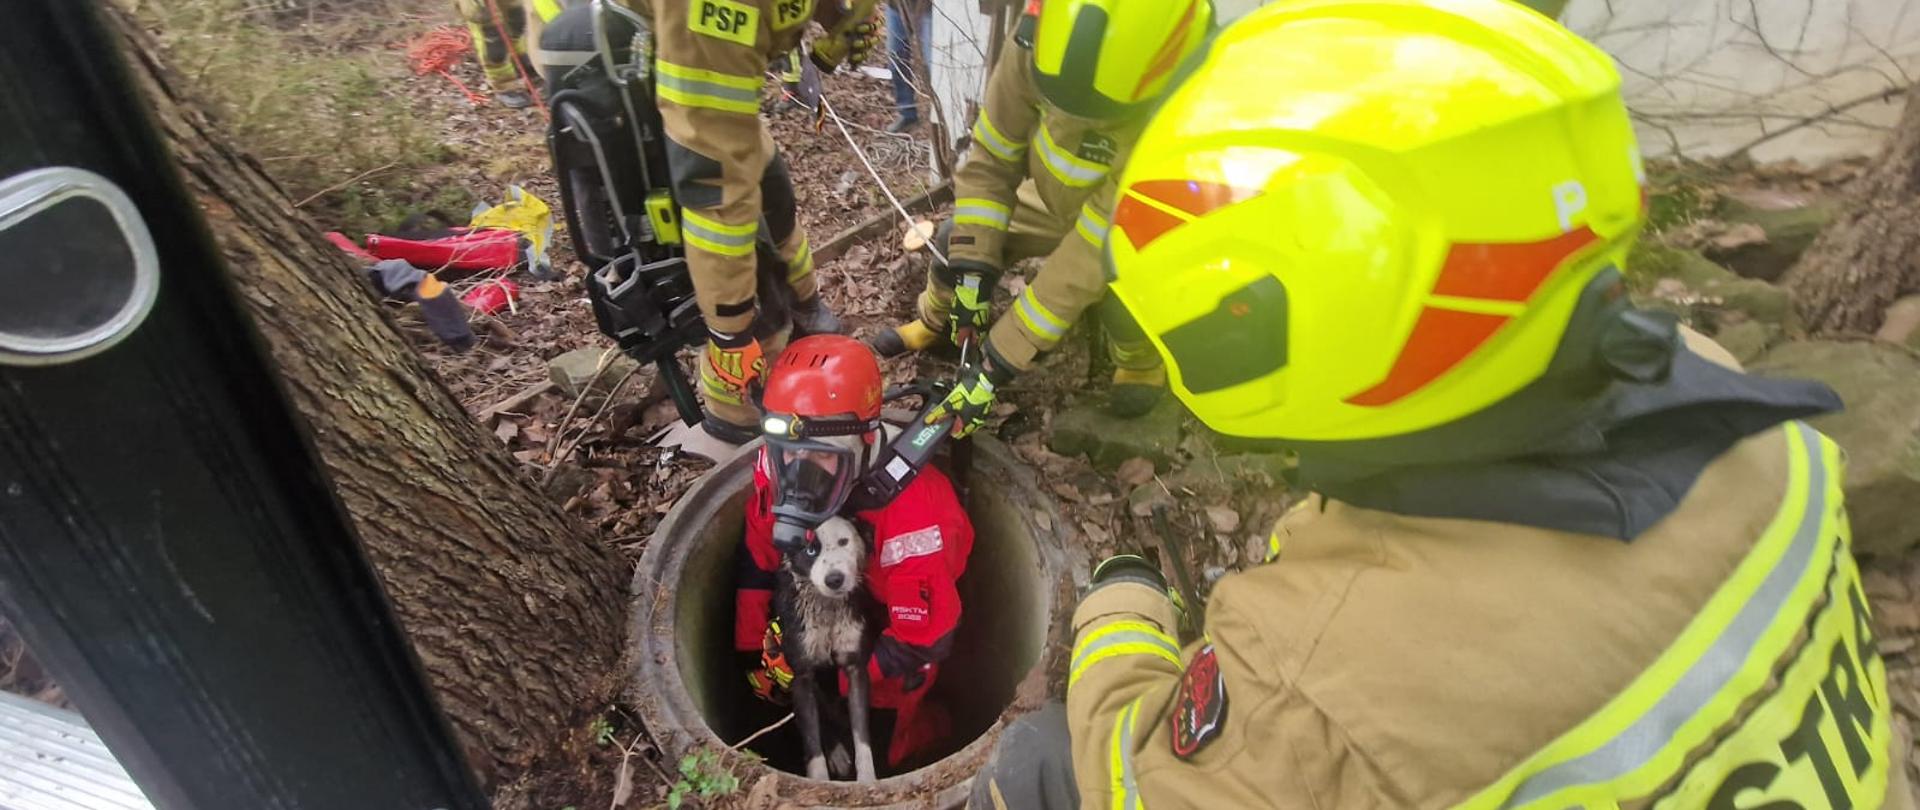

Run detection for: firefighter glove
[[703, 332, 766, 405], [926, 356, 1011, 438], [845, 11, 883, 66], [748, 620, 794, 704], [949, 267, 995, 347]]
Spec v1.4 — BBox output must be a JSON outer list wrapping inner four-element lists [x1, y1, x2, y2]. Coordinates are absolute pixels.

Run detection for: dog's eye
[[838, 537, 849, 547], [806, 545, 819, 557]]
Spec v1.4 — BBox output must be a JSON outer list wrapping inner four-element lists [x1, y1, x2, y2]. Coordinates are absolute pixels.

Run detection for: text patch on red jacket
[[890, 574, 934, 630]]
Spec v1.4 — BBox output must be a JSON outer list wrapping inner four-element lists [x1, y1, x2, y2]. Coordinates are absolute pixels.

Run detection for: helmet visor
[[764, 436, 860, 525]]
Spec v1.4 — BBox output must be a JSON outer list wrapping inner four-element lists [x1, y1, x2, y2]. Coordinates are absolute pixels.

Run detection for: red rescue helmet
[[759, 336, 886, 539], [761, 335, 885, 424]]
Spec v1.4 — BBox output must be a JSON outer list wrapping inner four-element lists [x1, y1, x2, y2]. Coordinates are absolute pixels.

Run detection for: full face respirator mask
[[760, 413, 878, 555]]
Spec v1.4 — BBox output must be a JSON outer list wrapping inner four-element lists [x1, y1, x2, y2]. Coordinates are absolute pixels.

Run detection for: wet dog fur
[[772, 515, 883, 781]]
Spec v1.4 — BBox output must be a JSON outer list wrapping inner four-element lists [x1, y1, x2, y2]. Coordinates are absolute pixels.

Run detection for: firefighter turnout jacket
[[947, 39, 1146, 372], [625, 0, 819, 336], [736, 455, 975, 766], [1063, 349, 1914, 808]]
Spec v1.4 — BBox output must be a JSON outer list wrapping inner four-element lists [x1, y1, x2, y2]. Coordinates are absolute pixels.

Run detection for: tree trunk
[[108, 7, 626, 794], [1784, 84, 1920, 335]]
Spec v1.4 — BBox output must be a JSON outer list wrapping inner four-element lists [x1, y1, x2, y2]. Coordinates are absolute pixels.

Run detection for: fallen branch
[[814, 180, 954, 263], [479, 379, 556, 423], [729, 712, 793, 752], [821, 93, 952, 267]]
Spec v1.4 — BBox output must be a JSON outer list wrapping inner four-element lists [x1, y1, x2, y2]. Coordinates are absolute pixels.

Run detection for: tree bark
[[1784, 83, 1920, 335], [108, 7, 626, 793]]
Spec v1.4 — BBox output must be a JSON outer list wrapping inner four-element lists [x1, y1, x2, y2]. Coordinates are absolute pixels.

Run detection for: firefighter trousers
[[913, 181, 1157, 372]]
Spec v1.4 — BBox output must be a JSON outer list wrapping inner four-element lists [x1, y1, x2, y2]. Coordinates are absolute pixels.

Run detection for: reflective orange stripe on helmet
[[1112, 180, 1261, 250], [1346, 227, 1603, 406]]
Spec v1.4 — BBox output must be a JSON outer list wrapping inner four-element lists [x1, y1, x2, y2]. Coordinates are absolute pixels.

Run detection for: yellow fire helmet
[[1030, 0, 1215, 120], [1107, 0, 1648, 443]]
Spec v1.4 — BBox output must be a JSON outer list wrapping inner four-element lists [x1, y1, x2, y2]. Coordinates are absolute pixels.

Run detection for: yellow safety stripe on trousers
[[654, 60, 762, 115], [1035, 124, 1109, 188], [954, 197, 1013, 230], [971, 112, 1028, 162], [1014, 288, 1072, 343], [1076, 206, 1110, 247], [1108, 696, 1146, 810], [1456, 422, 1862, 810], [680, 209, 758, 257], [1070, 620, 1180, 688], [786, 235, 814, 282]]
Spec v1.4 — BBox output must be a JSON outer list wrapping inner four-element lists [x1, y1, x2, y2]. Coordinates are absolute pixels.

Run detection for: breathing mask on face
[[761, 413, 877, 554]]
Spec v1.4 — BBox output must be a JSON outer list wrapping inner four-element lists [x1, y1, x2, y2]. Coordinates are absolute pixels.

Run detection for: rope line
[[820, 92, 950, 268], [403, 26, 489, 105]]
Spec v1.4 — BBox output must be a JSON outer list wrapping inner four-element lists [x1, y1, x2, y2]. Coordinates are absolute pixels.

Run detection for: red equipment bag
[[364, 227, 524, 277]]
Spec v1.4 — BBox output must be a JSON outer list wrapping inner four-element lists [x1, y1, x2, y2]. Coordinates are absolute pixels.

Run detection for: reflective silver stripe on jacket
[[1500, 421, 1830, 808]]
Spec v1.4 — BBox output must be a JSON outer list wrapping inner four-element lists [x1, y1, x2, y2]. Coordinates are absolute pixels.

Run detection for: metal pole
[[0, 3, 488, 808]]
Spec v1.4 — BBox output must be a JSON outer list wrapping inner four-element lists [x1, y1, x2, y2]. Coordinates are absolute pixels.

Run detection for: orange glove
[[747, 620, 794, 704], [703, 334, 766, 402]]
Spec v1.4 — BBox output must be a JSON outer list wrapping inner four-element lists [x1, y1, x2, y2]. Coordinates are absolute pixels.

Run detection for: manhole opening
[[668, 464, 1052, 778]]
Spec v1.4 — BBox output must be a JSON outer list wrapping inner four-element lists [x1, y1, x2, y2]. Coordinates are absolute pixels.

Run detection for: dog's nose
[[824, 572, 845, 591]]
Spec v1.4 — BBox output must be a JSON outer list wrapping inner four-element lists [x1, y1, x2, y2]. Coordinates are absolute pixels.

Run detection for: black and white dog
[[772, 515, 883, 781]]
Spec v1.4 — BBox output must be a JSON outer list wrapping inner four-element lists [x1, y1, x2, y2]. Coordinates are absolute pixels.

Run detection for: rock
[[1115, 456, 1157, 487], [1712, 319, 1775, 365], [1205, 505, 1242, 533], [1050, 396, 1184, 467], [1876, 295, 1920, 349], [1706, 193, 1835, 282], [548, 346, 643, 409], [1644, 180, 1712, 231], [543, 464, 595, 500], [1128, 482, 1174, 517], [1751, 340, 1920, 556]]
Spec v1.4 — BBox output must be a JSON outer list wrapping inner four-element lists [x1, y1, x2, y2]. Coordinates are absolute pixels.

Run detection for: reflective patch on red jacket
[[1170, 644, 1227, 759], [879, 526, 942, 567]]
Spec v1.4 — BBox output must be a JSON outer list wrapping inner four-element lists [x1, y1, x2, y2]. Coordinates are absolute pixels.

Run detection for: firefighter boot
[[1109, 366, 1168, 417], [1102, 296, 1166, 417], [868, 265, 957, 358], [790, 295, 844, 337]]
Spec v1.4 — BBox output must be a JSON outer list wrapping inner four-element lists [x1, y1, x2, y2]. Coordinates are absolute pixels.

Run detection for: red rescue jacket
[[735, 450, 974, 766]]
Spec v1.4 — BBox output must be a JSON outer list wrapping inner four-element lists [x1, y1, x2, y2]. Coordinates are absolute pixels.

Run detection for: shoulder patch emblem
[[1076, 132, 1117, 167], [690, 0, 758, 46], [1170, 643, 1227, 759], [771, 0, 811, 30]]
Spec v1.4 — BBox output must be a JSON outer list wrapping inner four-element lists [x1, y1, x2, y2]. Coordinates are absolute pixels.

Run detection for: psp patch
[[690, 0, 758, 46], [771, 0, 811, 30], [1170, 643, 1227, 759]]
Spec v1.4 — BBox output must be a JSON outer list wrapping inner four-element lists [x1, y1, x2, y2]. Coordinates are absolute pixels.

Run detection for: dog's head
[[782, 515, 866, 599]]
